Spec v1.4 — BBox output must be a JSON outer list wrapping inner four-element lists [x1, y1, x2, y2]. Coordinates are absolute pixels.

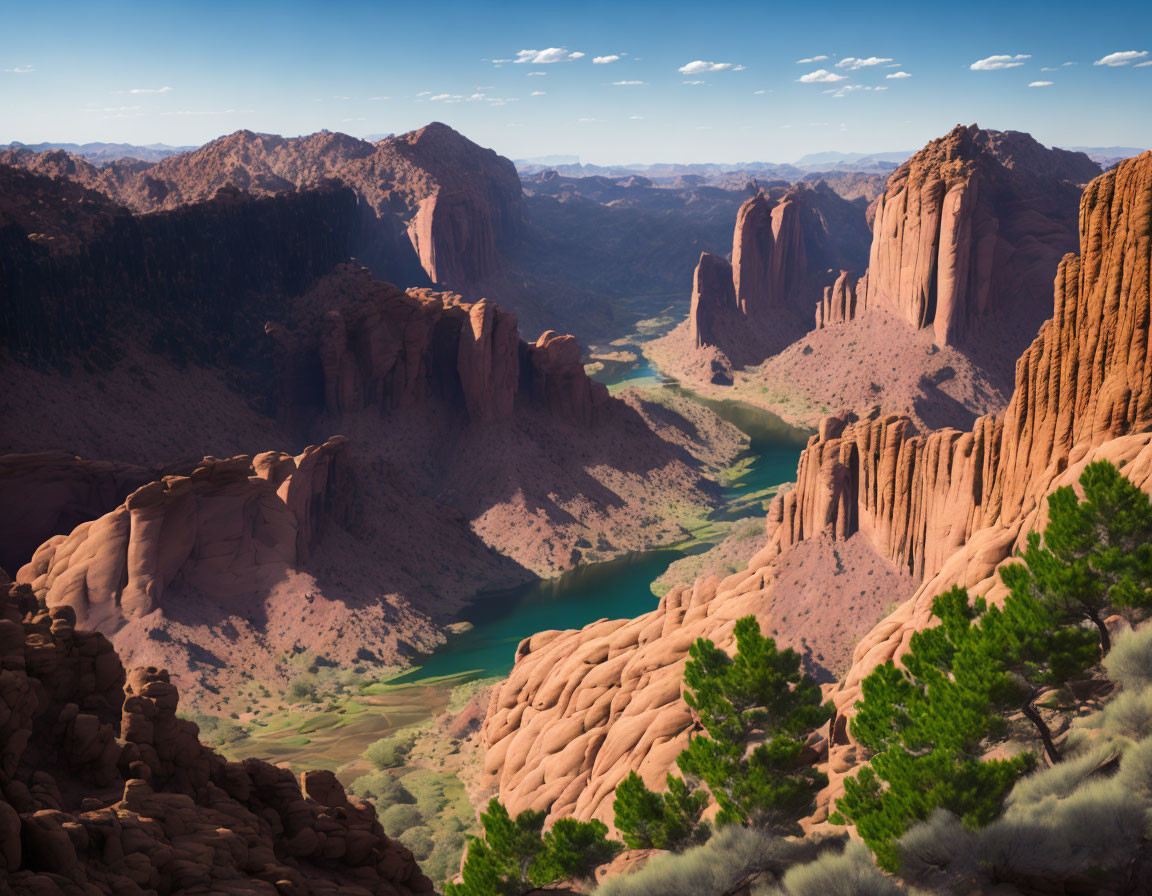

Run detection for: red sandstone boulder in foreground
[[0, 572, 433, 895]]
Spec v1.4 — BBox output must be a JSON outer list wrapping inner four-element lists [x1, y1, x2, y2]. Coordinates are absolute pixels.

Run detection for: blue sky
[[1, 0, 1149, 164]]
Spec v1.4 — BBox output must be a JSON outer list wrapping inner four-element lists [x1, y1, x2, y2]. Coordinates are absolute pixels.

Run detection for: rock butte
[[687, 181, 871, 361], [0, 571, 434, 894], [479, 151, 1152, 829], [820, 123, 1098, 347]]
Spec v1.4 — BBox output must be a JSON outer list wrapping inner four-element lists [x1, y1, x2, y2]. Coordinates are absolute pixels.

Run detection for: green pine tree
[[1017, 459, 1152, 653], [613, 771, 710, 851], [446, 798, 621, 896], [675, 615, 832, 831]]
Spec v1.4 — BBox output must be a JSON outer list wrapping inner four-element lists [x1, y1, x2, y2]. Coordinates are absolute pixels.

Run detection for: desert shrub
[[900, 692, 1152, 890], [613, 771, 709, 851], [347, 770, 415, 805], [677, 616, 831, 831], [381, 803, 424, 837], [1115, 733, 1152, 800], [180, 711, 248, 747], [1004, 742, 1120, 809], [423, 828, 469, 883], [399, 825, 435, 861], [758, 841, 902, 896], [595, 826, 841, 896], [1104, 623, 1152, 690], [366, 730, 417, 770], [288, 673, 318, 702]]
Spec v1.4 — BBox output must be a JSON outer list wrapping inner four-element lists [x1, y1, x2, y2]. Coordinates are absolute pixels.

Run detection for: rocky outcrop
[[851, 124, 1099, 346], [688, 253, 736, 349], [15, 439, 345, 635], [0, 574, 433, 895], [0, 452, 170, 578], [685, 182, 871, 359], [270, 264, 608, 428], [814, 271, 860, 329], [478, 151, 1152, 828]]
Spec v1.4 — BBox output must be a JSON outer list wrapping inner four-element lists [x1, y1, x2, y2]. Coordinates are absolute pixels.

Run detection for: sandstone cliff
[[837, 124, 1099, 347], [477, 151, 1152, 829], [0, 572, 433, 895]]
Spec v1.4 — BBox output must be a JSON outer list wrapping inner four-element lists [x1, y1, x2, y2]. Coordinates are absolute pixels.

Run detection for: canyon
[[477, 149, 1152, 835], [4, 109, 1150, 894], [0, 159, 745, 710]]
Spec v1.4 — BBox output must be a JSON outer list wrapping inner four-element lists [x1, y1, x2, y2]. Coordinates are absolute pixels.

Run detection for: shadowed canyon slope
[[478, 150, 1152, 830], [1, 169, 743, 706], [0, 572, 435, 895]]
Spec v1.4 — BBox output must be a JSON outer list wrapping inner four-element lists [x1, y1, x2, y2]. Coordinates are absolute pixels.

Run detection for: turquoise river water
[[386, 354, 809, 687]]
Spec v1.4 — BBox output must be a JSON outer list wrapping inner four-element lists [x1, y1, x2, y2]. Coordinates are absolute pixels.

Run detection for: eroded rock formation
[[686, 182, 871, 360], [843, 124, 1099, 346], [16, 439, 346, 635], [478, 151, 1152, 829], [269, 264, 608, 428], [0, 573, 433, 895]]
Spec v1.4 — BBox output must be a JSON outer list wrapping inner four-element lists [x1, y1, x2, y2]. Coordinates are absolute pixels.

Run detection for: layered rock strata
[[0, 574, 433, 895]]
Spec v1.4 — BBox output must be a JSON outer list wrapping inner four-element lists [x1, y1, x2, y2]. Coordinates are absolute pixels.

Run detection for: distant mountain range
[[4, 140, 198, 164], [1059, 145, 1148, 166]]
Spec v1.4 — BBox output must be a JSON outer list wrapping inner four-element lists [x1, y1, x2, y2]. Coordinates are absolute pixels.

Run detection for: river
[[386, 350, 810, 688]]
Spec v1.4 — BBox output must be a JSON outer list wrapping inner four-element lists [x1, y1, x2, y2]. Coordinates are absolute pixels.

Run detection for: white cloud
[[1094, 50, 1149, 66], [416, 91, 431, 96], [682, 80, 705, 85], [593, 55, 620, 64], [1028, 80, 1054, 87], [798, 69, 846, 83], [333, 94, 352, 100], [367, 95, 390, 100], [753, 89, 769, 94], [429, 93, 461, 102], [530, 90, 546, 96], [1138, 61, 1152, 67], [515, 47, 584, 64], [474, 85, 494, 90], [129, 86, 173, 94], [577, 117, 597, 122], [4, 65, 35, 73], [527, 71, 547, 77], [612, 80, 645, 86], [824, 84, 886, 97], [1041, 66, 1057, 71], [886, 71, 911, 79], [837, 56, 893, 70], [1063, 61, 1077, 66], [796, 55, 828, 63], [970, 54, 1031, 70], [629, 114, 644, 120], [678, 60, 738, 74]]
